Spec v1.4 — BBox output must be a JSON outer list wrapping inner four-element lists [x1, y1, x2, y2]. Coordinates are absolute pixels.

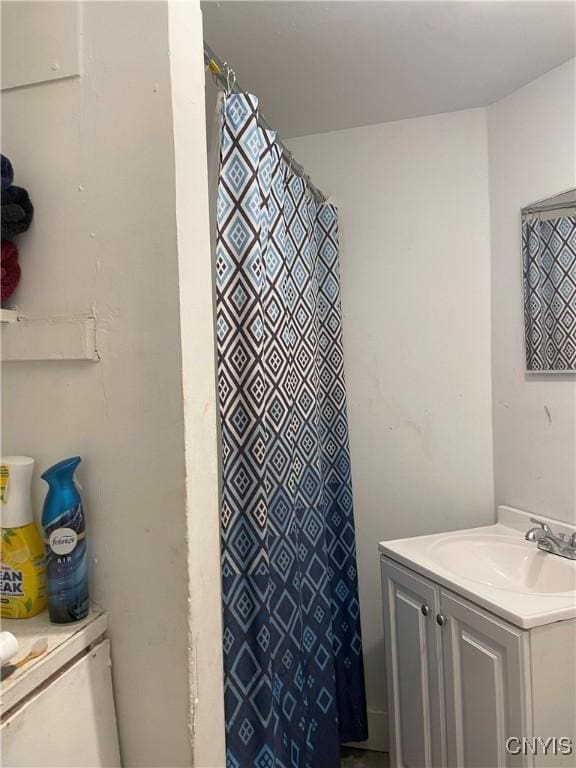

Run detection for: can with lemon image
[[1, 457, 47, 619]]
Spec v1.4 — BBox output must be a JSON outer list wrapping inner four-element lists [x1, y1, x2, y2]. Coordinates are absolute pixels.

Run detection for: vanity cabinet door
[[381, 557, 446, 768], [440, 590, 532, 768]]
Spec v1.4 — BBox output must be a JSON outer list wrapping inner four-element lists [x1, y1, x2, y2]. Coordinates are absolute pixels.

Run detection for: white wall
[[168, 2, 226, 765], [288, 108, 494, 748], [488, 59, 576, 526], [1, 2, 224, 765]]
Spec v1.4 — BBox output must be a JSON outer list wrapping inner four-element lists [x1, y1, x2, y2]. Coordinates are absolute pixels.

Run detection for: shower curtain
[[215, 92, 367, 768]]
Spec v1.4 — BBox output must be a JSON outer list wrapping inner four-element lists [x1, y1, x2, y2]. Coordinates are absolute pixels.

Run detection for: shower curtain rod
[[204, 41, 328, 203]]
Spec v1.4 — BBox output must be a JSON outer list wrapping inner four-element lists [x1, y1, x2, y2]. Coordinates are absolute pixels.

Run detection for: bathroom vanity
[[380, 506, 576, 768]]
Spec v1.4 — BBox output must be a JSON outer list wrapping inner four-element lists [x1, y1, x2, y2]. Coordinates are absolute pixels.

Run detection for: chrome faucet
[[525, 518, 576, 560]]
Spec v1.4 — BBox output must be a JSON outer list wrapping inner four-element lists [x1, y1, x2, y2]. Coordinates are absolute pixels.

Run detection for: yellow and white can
[[1, 457, 47, 619]]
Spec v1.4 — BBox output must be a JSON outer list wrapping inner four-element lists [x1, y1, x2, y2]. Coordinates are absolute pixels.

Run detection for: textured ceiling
[[202, 1, 575, 138]]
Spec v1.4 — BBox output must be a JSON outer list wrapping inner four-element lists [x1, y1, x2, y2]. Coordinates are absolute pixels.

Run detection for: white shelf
[[1, 314, 99, 362], [0, 309, 19, 323]]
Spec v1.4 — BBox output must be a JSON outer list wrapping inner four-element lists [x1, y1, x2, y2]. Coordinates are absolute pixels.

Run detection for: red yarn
[[1, 240, 21, 301]]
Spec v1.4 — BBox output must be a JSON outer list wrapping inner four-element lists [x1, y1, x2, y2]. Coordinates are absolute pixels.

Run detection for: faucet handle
[[530, 518, 574, 547], [529, 517, 553, 534]]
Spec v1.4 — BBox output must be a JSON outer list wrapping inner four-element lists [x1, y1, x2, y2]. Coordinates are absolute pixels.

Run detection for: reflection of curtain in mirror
[[522, 214, 576, 371]]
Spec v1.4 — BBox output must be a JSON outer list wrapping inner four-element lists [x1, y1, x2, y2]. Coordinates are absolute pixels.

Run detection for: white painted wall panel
[[168, 3, 226, 765], [488, 59, 576, 525], [1, 1, 80, 90], [1, 2, 224, 765]]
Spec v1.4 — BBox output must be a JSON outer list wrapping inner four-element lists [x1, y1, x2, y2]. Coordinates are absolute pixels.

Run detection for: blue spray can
[[41, 457, 89, 623]]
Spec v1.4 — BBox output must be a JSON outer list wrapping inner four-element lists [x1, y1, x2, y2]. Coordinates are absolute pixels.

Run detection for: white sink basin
[[429, 534, 576, 595], [379, 506, 576, 628]]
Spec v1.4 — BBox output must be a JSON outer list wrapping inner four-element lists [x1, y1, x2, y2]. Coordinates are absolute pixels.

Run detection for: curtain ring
[[225, 64, 236, 96]]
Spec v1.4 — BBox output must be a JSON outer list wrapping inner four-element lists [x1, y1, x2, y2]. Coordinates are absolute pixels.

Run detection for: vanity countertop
[[379, 506, 576, 629]]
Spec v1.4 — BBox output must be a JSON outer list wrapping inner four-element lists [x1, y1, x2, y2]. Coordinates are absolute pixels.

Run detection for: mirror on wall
[[522, 189, 576, 373]]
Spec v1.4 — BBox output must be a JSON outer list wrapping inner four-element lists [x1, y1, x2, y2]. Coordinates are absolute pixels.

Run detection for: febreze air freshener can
[[41, 457, 89, 623]]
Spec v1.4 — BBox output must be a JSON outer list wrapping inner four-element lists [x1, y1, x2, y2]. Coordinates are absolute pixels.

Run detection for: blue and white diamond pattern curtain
[[523, 214, 576, 370], [215, 92, 367, 768]]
